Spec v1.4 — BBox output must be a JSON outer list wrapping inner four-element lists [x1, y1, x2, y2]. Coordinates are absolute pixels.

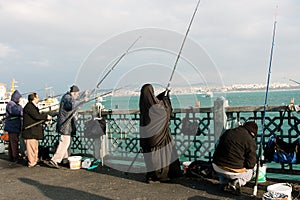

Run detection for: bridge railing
[[0, 103, 299, 174]]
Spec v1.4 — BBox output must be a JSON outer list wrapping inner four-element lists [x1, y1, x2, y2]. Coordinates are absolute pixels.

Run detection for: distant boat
[[38, 97, 59, 113], [205, 91, 213, 98]]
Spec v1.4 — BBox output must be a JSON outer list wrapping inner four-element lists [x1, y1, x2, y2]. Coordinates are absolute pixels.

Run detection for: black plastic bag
[[84, 117, 106, 139]]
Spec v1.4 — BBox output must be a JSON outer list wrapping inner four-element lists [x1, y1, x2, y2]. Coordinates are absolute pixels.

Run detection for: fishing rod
[[24, 88, 117, 131], [94, 36, 141, 91], [289, 78, 300, 85], [165, 0, 200, 92], [125, 1, 201, 174], [253, 6, 278, 196], [60, 87, 123, 131], [24, 119, 57, 130]]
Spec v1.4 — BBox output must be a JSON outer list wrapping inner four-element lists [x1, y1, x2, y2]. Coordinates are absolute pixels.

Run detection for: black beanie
[[243, 121, 258, 136], [70, 85, 80, 92]]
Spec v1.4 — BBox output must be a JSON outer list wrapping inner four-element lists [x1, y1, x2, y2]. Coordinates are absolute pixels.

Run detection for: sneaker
[[228, 179, 241, 195], [46, 160, 60, 169]]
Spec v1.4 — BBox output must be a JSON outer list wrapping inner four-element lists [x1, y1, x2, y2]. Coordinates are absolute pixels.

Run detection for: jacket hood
[[11, 90, 22, 103]]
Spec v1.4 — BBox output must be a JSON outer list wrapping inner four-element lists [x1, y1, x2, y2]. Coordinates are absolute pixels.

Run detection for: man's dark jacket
[[213, 126, 257, 169], [22, 101, 48, 140], [56, 92, 76, 135], [4, 90, 23, 133]]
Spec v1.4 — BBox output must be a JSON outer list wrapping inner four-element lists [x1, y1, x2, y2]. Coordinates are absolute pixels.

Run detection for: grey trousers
[[212, 163, 253, 186]]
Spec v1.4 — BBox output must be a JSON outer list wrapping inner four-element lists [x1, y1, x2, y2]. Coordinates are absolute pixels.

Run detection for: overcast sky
[[0, 0, 299, 95]]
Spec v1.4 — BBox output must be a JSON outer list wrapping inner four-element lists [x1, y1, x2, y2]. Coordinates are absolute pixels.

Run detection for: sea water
[[91, 89, 300, 110]]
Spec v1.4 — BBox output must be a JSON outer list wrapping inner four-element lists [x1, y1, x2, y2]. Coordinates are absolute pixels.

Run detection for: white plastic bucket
[[68, 156, 82, 170], [253, 164, 267, 182], [262, 191, 288, 200], [267, 183, 292, 200]]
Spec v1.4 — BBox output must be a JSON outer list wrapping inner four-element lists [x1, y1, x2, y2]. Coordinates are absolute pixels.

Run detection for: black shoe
[[228, 179, 241, 195], [146, 177, 160, 184], [159, 178, 171, 183], [219, 184, 228, 192], [10, 157, 18, 163]]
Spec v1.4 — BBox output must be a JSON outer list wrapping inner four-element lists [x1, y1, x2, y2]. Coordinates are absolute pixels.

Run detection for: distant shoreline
[[221, 87, 300, 94]]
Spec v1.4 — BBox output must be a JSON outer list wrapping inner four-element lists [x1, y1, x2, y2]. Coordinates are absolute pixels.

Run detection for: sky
[[0, 0, 299, 96]]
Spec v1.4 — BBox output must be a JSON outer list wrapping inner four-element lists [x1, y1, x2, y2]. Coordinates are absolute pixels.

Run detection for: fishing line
[[253, 5, 278, 196]]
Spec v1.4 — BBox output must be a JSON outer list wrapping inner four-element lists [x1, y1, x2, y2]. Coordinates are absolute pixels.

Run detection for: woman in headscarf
[[139, 84, 181, 183], [4, 90, 23, 162]]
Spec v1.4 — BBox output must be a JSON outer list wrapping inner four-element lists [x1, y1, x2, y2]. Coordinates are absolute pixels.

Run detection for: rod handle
[[253, 185, 258, 196]]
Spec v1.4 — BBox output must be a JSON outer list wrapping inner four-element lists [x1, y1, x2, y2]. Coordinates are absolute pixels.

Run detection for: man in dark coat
[[47, 85, 87, 168], [22, 93, 52, 167], [4, 90, 23, 162], [139, 84, 181, 183], [213, 121, 258, 193]]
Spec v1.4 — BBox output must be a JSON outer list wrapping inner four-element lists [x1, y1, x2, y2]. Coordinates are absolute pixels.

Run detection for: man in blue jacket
[[4, 90, 23, 162]]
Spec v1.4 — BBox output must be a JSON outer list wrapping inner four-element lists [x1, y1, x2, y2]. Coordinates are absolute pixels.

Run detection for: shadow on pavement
[[19, 178, 112, 200], [88, 164, 260, 199]]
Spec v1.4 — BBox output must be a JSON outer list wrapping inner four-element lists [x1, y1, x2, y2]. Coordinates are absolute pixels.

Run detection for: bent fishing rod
[[93, 36, 142, 93], [165, 0, 200, 93], [253, 6, 278, 196], [60, 36, 141, 130]]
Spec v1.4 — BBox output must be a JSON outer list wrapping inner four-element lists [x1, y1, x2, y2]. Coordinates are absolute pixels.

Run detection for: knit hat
[[243, 121, 258, 136], [70, 85, 80, 92]]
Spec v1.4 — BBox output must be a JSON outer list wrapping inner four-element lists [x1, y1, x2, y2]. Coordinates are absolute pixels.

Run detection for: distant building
[[0, 83, 7, 100]]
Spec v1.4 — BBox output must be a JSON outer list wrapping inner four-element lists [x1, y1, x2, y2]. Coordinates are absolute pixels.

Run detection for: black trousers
[[8, 132, 19, 161]]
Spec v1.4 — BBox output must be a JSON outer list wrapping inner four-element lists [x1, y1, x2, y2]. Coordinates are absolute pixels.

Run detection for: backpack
[[186, 160, 216, 179], [264, 135, 300, 164]]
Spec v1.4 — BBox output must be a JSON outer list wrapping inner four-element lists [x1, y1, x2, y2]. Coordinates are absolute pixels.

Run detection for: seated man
[[212, 121, 258, 194]]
